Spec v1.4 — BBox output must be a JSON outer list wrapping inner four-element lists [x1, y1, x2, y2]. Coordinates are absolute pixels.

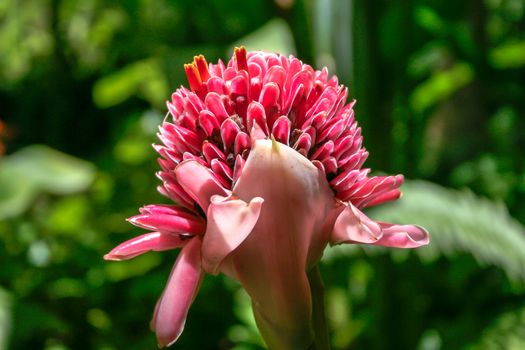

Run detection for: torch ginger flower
[[105, 47, 429, 349]]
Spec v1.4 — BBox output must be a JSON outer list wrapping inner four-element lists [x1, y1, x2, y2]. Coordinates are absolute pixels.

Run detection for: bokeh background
[[1, 0, 525, 349]]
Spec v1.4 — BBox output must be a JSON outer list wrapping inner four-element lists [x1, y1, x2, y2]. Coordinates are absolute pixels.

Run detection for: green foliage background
[[1, 0, 525, 349]]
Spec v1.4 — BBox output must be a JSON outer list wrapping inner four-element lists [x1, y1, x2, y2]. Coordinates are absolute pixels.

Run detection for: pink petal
[[359, 189, 402, 208], [330, 203, 381, 245], [230, 72, 249, 96], [198, 110, 220, 137], [175, 160, 229, 212], [259, 82, 280, 114], [321, 156, 338, 174], [311, 140, 334, 161], [330, 203, 430, 248], [201, 195, 264, 274], [210, 158, 233, 182], [104, 232, 187, 261], [183, 92, 205, 118], [263, 65, 286, 87], [128, 212, 205, 234], [349, 175, 404, 201], [206, 76, 227, 95], [202, 141, 226, 164], [232, 154, 245, 186], [233, 131, 250, 156], [152, 237, 203, 347], [330, 168, 361, 193], [271, 115, 291, 145], [205, 92, 229, 122], [333, 133, 355, 159], [229, 139, 336, 350], [337, 149, 368, 170], [293, 132, 312, 155], [374, 223, 429, 248], [246, 101, 269, 135], [159, 181, 194, 209], [318, 118, 345, 142], [249, 119, 268, 141], [220, 118, 241, 151]]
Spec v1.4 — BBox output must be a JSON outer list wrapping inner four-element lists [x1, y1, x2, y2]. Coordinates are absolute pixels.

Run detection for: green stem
[[307, 265, 331, 350]]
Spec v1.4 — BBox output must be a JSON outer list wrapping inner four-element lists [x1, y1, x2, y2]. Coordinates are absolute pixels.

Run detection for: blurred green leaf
[[0, 165, 37, 220], [450, 154, 516, 200], [407, 42, 450, 78], [3, 145, 95, 194], [104, 253, 161, 282], [232, 18, 296, 56], [113, 136, 152, 165], [326, 287, 363, 349], [467, 305, 525, 350], [0, 145, 95, 219], [0, 288, 11, 350], [86, 308, 111, 331], [414, 6, 444, 34], [369, 181, 525, 282], [47, 196, 90, 234], [14, 302, 68, 337], [93, 59, 169, 108], [489, 40, 525, 69], [410, 62, 474, 113], [46, 278, 86, 299], [228, 288, 265, 348]]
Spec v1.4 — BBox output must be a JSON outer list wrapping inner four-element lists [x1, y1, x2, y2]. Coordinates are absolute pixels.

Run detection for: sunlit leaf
[[0, 145, 95, 219], [47, 196, 90, 234], [0, 288, 11, 350], [414, 6, 444, 34], [231, 18, 296, 56], [467, 306, 525, 350], [369, 180, 525, 282], [489, 40, 525, 69], [0, 165, 37, 219], [410, 62, 474, 113], [3, 145, 95, 195], [93, 59, 169, 108], [407, 42, 450, 78], [46, 278, 86, 299], [104, 253, 161, 281]]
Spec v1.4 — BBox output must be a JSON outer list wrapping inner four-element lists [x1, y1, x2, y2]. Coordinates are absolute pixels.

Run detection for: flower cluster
[[105, 47, 429, 349]]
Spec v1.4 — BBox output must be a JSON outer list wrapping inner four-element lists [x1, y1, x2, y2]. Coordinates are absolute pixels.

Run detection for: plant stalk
[[307, 264, 331, 350]]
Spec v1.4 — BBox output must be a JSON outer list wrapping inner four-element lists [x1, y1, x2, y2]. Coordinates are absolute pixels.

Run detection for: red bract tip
[[184, 63, 202, 93], [234, 46, 248, 72], [193, 55, 210, 82]]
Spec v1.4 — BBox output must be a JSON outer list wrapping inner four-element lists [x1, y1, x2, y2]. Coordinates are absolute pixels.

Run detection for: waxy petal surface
[[375, 223, 429, 248], [152, 237, 203, 348], [330, 203, 381, 245], [230, 139, 336, 350], [330, 203, 430, 248], [202, 195, 264, 274], [175, 160, 229, 211], [104, 232, 187, 261]]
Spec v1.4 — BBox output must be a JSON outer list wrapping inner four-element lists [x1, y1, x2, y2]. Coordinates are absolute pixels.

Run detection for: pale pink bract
[[105, 47, 429, 349]]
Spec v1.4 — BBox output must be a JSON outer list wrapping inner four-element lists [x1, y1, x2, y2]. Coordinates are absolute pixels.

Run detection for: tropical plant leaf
[[0, 145, 95, 219], [369, 180, 525, 282], [466, 306, 525, 350], [326, 181, 525, 283]]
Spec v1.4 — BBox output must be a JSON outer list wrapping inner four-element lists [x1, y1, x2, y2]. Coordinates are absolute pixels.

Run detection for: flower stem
[[307, 265, 331, 350]]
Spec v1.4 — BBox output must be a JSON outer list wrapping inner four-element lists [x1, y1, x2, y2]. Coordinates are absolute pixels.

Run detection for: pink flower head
[[105, 47, 429, 349]]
